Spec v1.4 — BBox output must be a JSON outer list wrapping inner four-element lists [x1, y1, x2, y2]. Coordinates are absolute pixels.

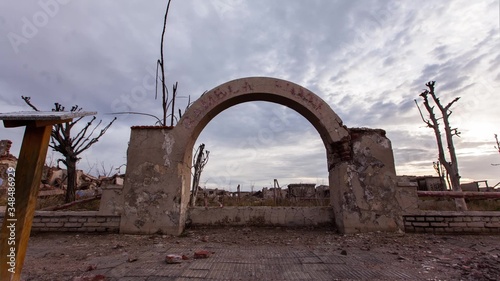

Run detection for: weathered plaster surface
[[119, 127, 183, 235], [188, 207, 334, 227], [98, 185, 124, 216], [162, 130, 174, 167], [334, 128, 403, 232]]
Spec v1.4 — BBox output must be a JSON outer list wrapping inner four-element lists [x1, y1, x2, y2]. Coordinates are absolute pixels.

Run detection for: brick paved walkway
[[22, 237, 426, 280], [21, 229, 499, 280]]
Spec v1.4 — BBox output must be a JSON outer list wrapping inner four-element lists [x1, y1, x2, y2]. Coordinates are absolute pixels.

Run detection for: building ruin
[[117, 77, 414, 235]]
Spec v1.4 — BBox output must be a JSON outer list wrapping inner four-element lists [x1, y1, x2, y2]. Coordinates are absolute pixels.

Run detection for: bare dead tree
[[154, 0, 179, 126], [189, 143, 210, 207], [95, 161, 114, 178], [22, 96, 116, 202], [493, 134, 500, 166], [495, 134, 500, 155], [112, 1, 195, 126], [415, 81, 467, 211]]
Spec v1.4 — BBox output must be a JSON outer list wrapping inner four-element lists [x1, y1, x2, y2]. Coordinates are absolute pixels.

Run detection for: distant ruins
[[0, 139, 124, 200], [191, 183, 331, 207]]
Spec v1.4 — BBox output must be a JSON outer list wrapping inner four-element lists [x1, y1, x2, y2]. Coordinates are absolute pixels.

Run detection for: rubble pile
[[0, 139, 124, 199]]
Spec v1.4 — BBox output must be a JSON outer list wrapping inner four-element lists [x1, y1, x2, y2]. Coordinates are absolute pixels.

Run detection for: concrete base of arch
[[118, 127, 406, 235]]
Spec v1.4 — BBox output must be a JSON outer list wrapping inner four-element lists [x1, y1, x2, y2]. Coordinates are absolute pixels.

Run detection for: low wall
[[0, 211, 120, 233], [403, 211, 500, 234], [418, 197, 500, 211], [188, 206, 334, 227]]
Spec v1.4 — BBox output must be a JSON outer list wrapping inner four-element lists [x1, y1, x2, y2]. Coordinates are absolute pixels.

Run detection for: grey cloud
[[432, 46, 449, 61], [0, 0, 498, 189]]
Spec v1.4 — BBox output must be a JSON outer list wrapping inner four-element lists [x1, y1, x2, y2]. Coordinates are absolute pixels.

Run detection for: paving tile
[[318, 255, 350, 264], [107, 266, 132, 278], [124, 265, 159, 277], [153, 268, 185, 277], [327, 264, 382, 279], [205, 270, 237, 280], [181, 269, 209, 278], [303, 263, 331, 271], [87, 255, 128, 269], [282, 270, 312, 280], [188, 260, 213, 270], [299, 256, 323, 263], [117, 277, 149, 281], [292, 250, 317, 258], [306, 270, 340, 281]]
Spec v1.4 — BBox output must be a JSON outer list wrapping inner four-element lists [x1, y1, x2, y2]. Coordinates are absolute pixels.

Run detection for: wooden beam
[[0, 124, 52, 280], [3, 120, 31, 128], [3, 119, 72, 128]]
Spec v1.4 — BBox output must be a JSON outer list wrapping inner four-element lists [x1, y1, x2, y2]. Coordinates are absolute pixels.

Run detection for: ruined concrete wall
[[118, 125, 407, 235], [117, 78, 408, 235], [395, 184, 419, 213], [188, 206, 334, 227], [331, 128, 404, 233], [99, 185, 124, 216], [119, 127, 184, 235]]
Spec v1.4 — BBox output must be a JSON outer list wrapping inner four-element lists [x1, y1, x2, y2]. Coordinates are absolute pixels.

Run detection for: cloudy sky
[[0, 0, 499, 191]]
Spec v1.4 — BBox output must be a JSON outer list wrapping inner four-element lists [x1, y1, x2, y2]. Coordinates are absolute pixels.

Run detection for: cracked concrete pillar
[[330, 128, 403, 233], [119, 127, 184, 235]]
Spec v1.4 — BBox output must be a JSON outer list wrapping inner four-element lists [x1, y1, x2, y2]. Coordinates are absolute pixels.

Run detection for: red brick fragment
[[194, 250, 211, 259]]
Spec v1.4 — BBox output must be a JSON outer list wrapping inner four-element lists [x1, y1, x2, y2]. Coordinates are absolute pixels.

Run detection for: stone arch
[[176, 77, 349, 177], [119, 77, 405, 235]]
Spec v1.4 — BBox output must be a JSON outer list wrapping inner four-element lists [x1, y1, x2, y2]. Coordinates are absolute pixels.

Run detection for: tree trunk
[[441, 108, 467, 210], [440, 159, 467, 210], [190, 144, 207, 207], [449, 172, 468, 211], [65, 157, 78, 203]]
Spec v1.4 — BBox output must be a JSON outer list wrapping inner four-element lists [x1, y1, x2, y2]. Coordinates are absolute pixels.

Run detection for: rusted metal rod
[[417, 191, 500, 199]]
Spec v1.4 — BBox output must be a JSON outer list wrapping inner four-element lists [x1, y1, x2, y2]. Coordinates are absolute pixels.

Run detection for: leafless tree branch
[[21, 96, 40, 111]]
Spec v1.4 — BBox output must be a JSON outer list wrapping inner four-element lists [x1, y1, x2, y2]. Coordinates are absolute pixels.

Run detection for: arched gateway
[[119, 77, 407, 235]]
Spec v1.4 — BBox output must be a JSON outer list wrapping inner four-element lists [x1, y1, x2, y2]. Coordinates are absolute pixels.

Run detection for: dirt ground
[[21, 226, 500, 281]]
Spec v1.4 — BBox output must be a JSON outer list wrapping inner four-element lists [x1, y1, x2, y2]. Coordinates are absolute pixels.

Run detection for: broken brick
[[194, 250, 211, 259]]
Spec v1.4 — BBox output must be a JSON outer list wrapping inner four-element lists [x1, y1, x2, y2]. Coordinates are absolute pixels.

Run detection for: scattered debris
[[194, 250, 211, 259], [85, 265, 97, 272], [165, 254, 183, 264], [127, 256, 138, 263]]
